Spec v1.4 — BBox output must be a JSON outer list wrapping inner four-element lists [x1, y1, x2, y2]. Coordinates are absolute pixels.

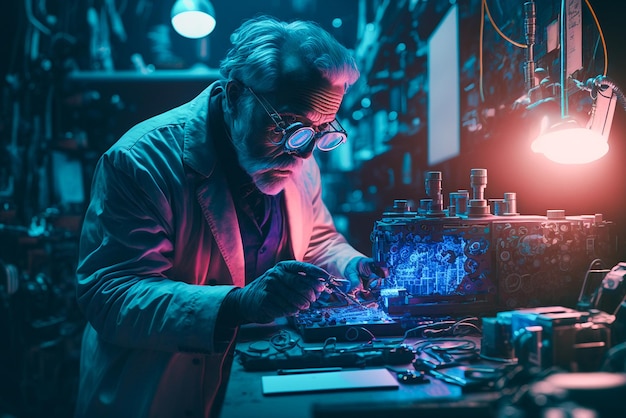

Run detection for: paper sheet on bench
[[262, 368, 400, 395]]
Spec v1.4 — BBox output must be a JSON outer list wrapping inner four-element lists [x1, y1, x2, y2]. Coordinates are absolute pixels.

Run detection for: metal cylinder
[[524, 1, 537, 91], [504, 192, 517, 214], [419, 199, 433, 214], [425, 171, 443, 212], [470, 168, 487, 201], [392, 199, 409, 212], [450, 191, 468, 216], [468, 201, 490, 217], [491, 199, 508, 216], [383, 199, 415, 218]]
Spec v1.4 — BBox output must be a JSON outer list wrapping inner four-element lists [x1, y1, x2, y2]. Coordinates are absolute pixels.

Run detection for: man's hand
[[344, 256, 387, 291], [226, 260, 328, 324]]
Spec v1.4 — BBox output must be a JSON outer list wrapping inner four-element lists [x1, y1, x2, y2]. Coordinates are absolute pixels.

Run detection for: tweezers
[[322, 274, 367, 308]]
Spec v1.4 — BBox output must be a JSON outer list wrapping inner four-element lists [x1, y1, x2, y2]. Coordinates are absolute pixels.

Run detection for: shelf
[[66, 68, 221, 83]]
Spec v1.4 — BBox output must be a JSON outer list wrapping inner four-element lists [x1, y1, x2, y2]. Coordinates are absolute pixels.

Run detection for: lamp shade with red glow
[[531, 77, 619, 165], [531, 117, 609, 164]]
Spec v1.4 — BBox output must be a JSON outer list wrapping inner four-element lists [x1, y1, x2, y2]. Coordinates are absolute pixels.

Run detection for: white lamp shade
[[531, 118, 609, 164], [171, 0, 216, 39]]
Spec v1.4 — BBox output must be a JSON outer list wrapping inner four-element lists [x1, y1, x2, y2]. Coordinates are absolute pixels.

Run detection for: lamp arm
[[591, 76, 626, 112], [574, 75, 626, 111], [583, 75, 625, 138]]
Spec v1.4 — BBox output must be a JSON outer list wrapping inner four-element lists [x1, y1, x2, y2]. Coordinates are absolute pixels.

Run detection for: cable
[[344, 326, 376, 342], [480, 0, 528, 102], [24, 0, 51, 36], [483, 0, 527, 49], [402, 317, 481, 340], [424, 316, 482, 337], [560, 0, 568, 118], [414, 338, 477, 354], [594, 75, 626, 110], [478, 0, 609, 103], [479, 352, 518, 364], [413, 337, 478, 366], [322, 336, 337, 354], [578, 258, 609, 306], [584, 0, 608, 76], [479, 0, 485, 102], [269, 329, 301, 353], [402, 321, 452, 340]]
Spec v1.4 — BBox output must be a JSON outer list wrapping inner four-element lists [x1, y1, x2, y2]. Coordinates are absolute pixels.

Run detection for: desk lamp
[[531, 75, 623, 164], [527, 0, 625, 164], [171, 0, 216, 39]]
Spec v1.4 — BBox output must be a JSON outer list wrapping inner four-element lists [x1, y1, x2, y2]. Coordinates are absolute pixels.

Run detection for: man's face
[[230, 85, 342, 195]]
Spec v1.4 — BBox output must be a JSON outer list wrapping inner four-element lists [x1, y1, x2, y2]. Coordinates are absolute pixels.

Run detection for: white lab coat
[[74, 82, 364, 417]]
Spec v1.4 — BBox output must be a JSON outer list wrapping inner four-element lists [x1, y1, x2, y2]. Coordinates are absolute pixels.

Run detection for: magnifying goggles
[[246, 87, 347, 155]]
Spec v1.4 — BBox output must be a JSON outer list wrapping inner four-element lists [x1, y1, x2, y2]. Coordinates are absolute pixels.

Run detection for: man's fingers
[[277, 260, 331, 281], [268, 277, 320, 308]]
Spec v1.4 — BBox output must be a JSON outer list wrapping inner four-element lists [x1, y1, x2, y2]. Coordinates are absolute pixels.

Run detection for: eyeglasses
[[246, 87, 347, 155]]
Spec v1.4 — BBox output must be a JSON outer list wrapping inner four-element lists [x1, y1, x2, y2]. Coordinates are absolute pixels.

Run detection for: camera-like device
[[481, 306, 614, 371]]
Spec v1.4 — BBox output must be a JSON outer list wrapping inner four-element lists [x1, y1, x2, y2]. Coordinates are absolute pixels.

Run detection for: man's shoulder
[[109, 116, 185, 162], [107, 85, 218, 164], [110, 83, 218, 155]]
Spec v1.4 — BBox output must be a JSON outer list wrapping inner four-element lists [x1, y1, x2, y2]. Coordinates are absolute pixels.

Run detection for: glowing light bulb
[[171, 0, 216, 39], [531, 118, 609, 164]]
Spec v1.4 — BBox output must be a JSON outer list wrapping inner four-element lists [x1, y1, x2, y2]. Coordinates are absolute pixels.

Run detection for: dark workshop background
[[1, 1, 626, 417]]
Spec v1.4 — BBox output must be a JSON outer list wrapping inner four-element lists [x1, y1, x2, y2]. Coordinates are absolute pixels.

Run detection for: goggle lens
[[283, 123, 346, 153], [285, 125, 315, 149], [316, 131, 346, 151]]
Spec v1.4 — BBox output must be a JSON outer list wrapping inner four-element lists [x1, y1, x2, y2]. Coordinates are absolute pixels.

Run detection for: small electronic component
[[384, 366, 430, 384], [394, 369, 430, 385]]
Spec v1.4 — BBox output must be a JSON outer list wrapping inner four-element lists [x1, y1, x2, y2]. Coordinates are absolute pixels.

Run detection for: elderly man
[[74, 15, 380, 418]]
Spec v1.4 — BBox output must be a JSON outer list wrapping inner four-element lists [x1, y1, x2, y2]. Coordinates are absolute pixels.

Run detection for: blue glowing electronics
[[371, 169, 617, 316], [292, 168, 617, 342]]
